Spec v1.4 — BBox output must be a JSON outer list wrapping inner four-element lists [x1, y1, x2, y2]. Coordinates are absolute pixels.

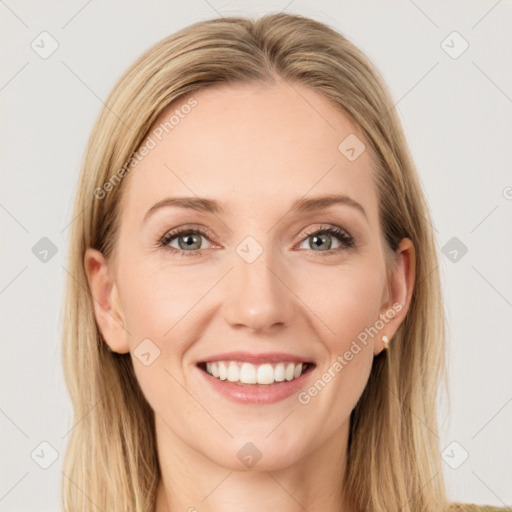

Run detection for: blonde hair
[[62, 12, 449, 512]]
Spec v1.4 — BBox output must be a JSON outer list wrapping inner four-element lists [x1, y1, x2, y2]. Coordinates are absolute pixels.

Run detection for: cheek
[[119, 261, 211, 346], [117, 264, 208, 420], [295, 262, 383, 404], [297, 261, 385, 348]]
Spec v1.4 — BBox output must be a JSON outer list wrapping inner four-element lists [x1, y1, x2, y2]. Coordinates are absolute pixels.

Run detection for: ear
[[83, 247, 130, 354], [374, 238, 416, 355]]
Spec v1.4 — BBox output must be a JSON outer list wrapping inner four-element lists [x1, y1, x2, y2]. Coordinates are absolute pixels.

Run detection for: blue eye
[[158, 224, 355, 257], [159, 227, 212, 257], [299, 226, 355, 254]]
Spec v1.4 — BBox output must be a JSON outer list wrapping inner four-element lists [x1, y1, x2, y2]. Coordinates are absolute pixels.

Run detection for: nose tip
[[221, 251, 295, 333]]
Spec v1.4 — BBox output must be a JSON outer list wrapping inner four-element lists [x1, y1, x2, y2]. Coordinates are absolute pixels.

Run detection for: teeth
[[204, 361, 307, 385], [218, 362, 227, 380], [257, 363, 274, 385], [285, 362, 295, 381], [240, 362, 257, 384], [274, 362, 285, 382], [227, 361, 239, 382]]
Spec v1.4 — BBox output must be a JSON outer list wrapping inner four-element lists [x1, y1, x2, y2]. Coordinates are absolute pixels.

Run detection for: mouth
[[196, 360, 316, 387]]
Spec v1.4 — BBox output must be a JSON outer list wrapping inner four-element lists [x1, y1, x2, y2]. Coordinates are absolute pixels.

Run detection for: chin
[[200, 432, 311, 472]]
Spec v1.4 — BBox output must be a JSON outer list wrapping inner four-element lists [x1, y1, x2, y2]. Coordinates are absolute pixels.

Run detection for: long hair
[[61, 12, 449, 512]]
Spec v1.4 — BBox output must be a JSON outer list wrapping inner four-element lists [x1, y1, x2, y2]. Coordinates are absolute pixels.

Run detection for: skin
[[85, 80, 415, 512]]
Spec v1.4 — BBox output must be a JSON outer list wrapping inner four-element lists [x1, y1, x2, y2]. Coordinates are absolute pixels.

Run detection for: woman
[[61, 12, 507, 512]]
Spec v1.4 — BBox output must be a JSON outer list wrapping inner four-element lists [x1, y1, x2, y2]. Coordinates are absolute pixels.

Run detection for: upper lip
[[197, 351, 315, 365]]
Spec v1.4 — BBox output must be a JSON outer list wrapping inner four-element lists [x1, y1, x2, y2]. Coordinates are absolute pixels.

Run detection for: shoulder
[[447, 502, 510, 512]]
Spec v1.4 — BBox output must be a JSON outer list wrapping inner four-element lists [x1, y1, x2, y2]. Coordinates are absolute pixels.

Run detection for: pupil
[[179, 234, 200, 250], [312, 234, 331, 251]]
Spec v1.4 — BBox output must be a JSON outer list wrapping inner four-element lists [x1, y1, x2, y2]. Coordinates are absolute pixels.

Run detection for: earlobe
[[83, 247, 130, 354], [375, 238, 416, 355]]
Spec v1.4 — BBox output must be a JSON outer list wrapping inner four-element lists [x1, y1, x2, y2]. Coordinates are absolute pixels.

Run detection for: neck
[[154, 417, 352, 512]]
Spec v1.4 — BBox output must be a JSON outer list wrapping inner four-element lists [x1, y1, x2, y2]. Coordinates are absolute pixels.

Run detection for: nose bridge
[[221, 237, 294, 332]]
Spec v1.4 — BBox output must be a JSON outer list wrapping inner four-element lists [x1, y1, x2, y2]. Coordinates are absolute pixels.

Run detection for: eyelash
[[158, 225, 355, 258]]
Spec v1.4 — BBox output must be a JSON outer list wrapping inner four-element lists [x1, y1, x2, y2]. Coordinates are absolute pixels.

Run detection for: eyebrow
[[143, 194, 368, 222]]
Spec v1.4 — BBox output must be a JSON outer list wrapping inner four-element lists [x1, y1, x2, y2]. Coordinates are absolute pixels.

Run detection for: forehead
[[121, 80, 378, 224]]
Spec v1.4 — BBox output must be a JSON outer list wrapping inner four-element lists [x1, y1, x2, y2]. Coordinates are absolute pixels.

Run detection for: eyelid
[[159, 224, 216, 244], [158, 225, 218, 258], [299, 223, 352, 240]]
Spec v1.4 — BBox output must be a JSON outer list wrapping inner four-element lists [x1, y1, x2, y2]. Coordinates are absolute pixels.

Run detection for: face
[[85, 80, 414, 472]]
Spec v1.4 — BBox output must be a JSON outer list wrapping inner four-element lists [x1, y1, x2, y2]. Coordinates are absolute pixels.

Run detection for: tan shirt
[[448, 503, 510, 511]]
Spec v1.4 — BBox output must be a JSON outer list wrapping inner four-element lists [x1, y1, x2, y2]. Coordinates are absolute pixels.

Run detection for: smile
[[199, 360, 312, 386]]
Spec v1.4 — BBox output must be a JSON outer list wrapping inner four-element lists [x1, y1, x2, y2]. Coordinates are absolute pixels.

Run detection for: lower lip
[[196, 364, 315, 405]]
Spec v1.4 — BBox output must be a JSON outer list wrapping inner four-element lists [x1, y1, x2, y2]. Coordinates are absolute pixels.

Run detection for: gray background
[[1, 0, 511, 510]]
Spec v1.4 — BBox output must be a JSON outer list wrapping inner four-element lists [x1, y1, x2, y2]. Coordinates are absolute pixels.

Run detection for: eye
[[298, 225, 354, 254], [159, 226, 213, 257], [158, 224, 355, 258]]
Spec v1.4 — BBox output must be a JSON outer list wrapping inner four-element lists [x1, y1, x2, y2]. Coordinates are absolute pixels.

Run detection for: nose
[[221, 248, 296, 334]]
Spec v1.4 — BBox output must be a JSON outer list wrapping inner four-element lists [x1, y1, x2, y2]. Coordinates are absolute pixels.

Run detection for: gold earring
[[382, 335, 389, 350]]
